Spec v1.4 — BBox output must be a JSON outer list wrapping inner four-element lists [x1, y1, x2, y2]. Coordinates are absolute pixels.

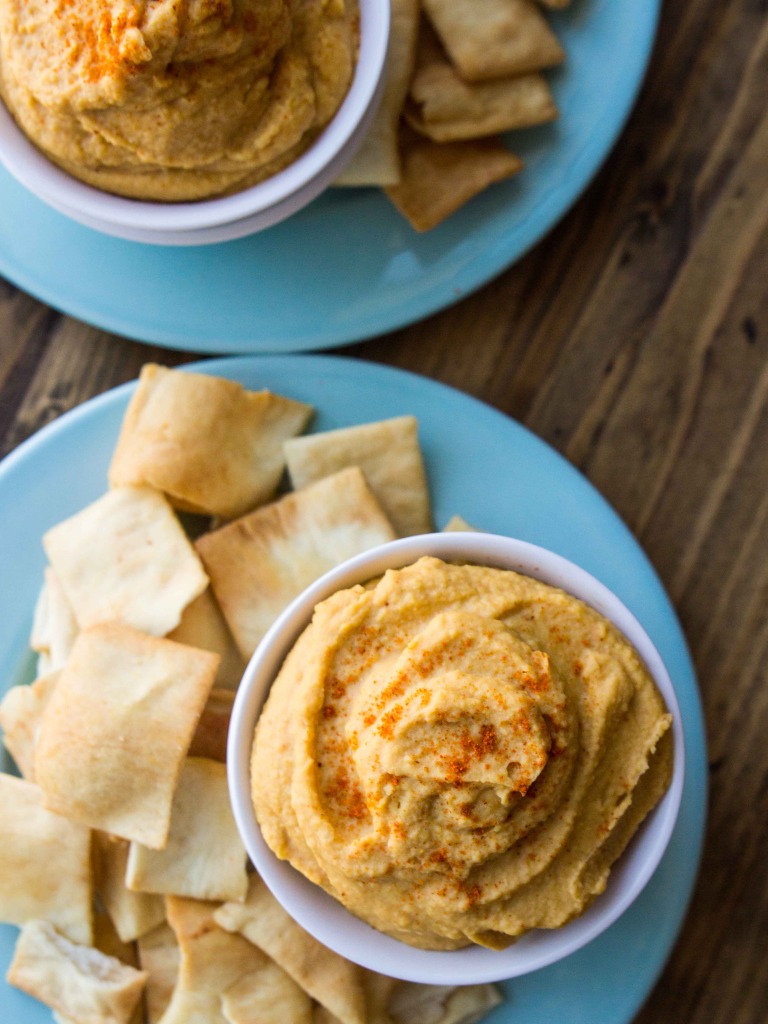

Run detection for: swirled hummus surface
[[0, 0, 358, 200], [252, 557, 673, 950]]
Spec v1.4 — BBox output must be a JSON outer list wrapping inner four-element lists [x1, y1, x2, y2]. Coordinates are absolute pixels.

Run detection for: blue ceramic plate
[[0, 0, 660, 353], [0, 355, 706, 1024]]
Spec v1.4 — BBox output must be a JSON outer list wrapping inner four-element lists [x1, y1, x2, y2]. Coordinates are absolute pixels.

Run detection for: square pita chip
[[34, 623, 218, 848], [109, 364, 313, 519], [406, 23, 557, 142], [0, 773, 92, 945], [126, 757, 248, 903], [423, 0, 564, 80], [385, 129, 523, 232], [43, 486, 209, 637], [283, 416, 432, 536], [167, 588, 246, 691], [7, 919, 146, 1024], [196, 466, 396, 658]]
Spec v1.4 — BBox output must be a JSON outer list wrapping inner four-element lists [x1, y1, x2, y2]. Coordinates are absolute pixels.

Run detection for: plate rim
[[0, 0, 662, 352], [0, 353, 707, 1024]]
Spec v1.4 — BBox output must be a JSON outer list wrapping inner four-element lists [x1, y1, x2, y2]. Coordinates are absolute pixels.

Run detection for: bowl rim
[[0, 0, 390, 234], [227, 532, 686, 985]]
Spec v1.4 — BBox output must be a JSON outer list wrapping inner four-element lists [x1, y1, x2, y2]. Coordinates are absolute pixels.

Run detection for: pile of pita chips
[[0, 362, 498, 1023], [338, 0, 567, 230]]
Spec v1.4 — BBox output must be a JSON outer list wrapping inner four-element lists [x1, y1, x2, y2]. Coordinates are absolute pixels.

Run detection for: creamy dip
[[252, 557, 673, 949]]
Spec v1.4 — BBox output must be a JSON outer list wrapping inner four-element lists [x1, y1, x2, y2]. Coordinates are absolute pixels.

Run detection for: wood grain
[[1, 0, 767, 1022]]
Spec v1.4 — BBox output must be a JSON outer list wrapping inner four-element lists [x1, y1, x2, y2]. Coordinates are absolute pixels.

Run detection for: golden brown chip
[[35, 623, 218, 848], [109, 364, 313, 520], [162, 897, 311, 1024], [189, 688, 235, 763], [7, 919, 146, 1024], [43, 486, 209, 637], [93, 833, 166, 945], [137, 922, 180, 1024], [167, 588, 246, 691], [335, 0, 420, 185], [385, 129, 523, 232], [406, 22, 557, 142], [196, 466, 396, 659], [423, 0, 564, 81], [0, 669, 59, 780], [222, 961, 314, 1024], [214, 875, 368, 1024], [441, 514, 479, 532], [126, 757, 248, 903], [0, 773, 92, 945], [283, 416, 432, 536]]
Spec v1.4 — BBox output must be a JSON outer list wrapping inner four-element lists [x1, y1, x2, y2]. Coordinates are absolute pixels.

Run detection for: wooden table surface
[[1, 1, 766, 1022]]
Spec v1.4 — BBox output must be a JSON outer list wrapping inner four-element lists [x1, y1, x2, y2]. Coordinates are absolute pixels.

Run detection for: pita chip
[[126, 757, 248, 903], [189, 689, 235, 763], [284, 416, 432, 536], [335, 0, 420, 186], [167, 589, 246, 691], [109, 364, 313, 520], [214, 875, 368, 1024], [388, 981, 503, 1024], [0, 773, 92, 945], [137, 922, 180, 1024], [30, 568, 79, 670], [423, 0, 564, 81], [222, 962, 314, 1024], [94, 833, 166, 944], [385, 129, 523, 232], [162, 896, 310, 1024], [442, 514, 479, 532], [196, 467, 396, 659], [0, 668, 59, 780], [35, 623, 218, 848], [7, 919, 146, 1024], [43, 486, 209, 637], [406, 23, 557, 142]]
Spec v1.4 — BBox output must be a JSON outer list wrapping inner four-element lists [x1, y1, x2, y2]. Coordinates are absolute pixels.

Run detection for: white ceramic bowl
[[228, 533, 685, 985], [0, 0, 389, 246]]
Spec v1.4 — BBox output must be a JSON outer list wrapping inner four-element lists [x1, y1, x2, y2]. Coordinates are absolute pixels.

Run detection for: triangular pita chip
[[126, 757, 248, 903], [196, 467, 396, 659], [335, 0, 420, 186], [0, 773, 92, 945], [162, 896, 309, 1024], [43, 486, 209, 637], [283, 416, 432, 536], [7, 919, 146, 1024], [94, 832, 166, 944], [109, 364, 313, 519], [214, 875, 368, 1024], [441, 514, 479, 532], [0, 668, 59, 780], [221, 961, 314, 1024], [30, 567, 79, 670], [35, 623, 218, 848], [423, 0, 564, 81]]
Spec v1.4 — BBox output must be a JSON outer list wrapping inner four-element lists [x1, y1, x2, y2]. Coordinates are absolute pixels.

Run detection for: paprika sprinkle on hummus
[[0, 0, 359, 200], [251, 557, 673, 950]]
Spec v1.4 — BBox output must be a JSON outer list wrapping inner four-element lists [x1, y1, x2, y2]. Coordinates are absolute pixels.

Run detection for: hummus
[[0, 0, 359, 200], [252, 557, 674, 950]]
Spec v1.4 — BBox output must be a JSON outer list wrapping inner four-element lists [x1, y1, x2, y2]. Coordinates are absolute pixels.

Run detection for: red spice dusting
[[442, 724, 497, 784], [322, 704, 337, 719]]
